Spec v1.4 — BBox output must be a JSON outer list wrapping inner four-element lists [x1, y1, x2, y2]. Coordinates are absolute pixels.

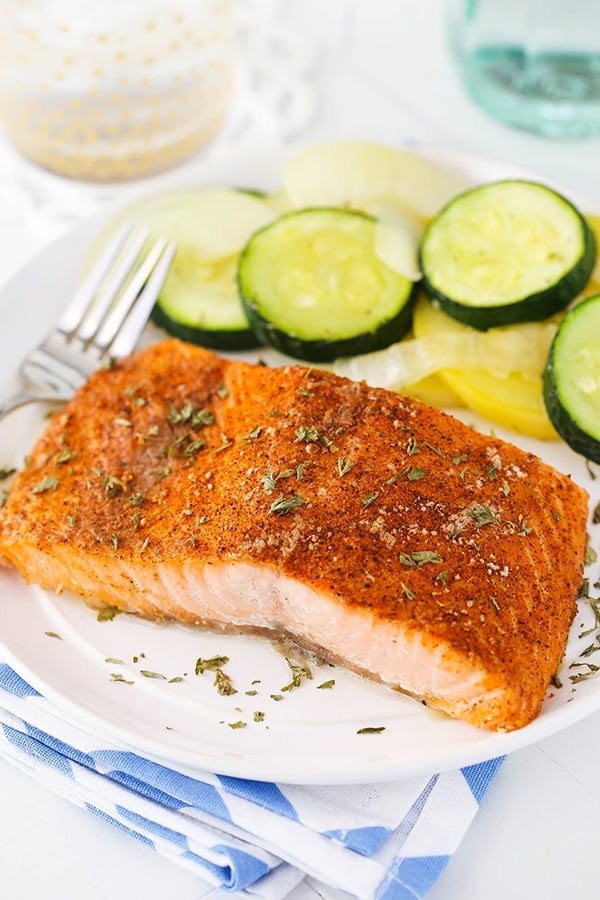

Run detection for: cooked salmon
[[0, 339, 589, 731]]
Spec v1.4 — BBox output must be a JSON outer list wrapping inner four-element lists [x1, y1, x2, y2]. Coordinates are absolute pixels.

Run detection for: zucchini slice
[[419, 180, 596, 330], [238, 208, 416, 362], [151, 252, 260, 351], [544, 293, 600, 461], [89, 186, 276, 351]]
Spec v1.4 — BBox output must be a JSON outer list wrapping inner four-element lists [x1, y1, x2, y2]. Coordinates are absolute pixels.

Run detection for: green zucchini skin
[[151, 305, 260, 351], [543, 293, 600, 462], [94, 185, 273, 353], [241, 291, 416, 363], [150, 225, 261, 351], [238, 207, 416, 363], [419, 180, 597, 331]]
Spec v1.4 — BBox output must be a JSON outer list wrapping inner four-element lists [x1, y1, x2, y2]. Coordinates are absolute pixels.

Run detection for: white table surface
[[1, 2, 600, 898]]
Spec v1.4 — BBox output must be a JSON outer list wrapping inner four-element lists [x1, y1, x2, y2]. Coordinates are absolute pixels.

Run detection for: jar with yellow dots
[[0, 0, 236, 181]]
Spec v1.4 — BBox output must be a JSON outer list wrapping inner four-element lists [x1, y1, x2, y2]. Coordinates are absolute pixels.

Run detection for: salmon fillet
[[0, 339, 589, 731]]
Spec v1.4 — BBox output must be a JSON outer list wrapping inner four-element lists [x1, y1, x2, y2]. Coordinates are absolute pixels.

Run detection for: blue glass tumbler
[[447, 0, 600, 138]]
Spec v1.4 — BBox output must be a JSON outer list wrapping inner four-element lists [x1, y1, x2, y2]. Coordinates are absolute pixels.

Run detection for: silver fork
[[0, 224, 176, 422]]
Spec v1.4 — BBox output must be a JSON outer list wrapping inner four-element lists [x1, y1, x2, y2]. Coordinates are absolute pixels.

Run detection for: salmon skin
[[0, 339, 589, 732]]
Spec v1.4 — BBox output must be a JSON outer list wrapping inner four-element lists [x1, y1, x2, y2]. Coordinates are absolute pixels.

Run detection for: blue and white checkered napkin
[[0, 660, 502, 899]]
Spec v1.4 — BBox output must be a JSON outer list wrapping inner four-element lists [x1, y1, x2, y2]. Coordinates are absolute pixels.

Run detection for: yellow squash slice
[[412, 294, 558, 439]]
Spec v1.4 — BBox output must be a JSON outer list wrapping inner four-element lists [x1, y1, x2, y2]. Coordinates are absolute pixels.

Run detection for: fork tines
[[57, 224, 176, 359]]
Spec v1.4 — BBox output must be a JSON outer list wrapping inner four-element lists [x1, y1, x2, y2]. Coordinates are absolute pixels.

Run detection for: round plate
[[0, 145, 599, 784]]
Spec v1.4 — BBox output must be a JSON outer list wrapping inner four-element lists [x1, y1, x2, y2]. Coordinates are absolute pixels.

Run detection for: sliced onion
[[283, 141, 470, 220]]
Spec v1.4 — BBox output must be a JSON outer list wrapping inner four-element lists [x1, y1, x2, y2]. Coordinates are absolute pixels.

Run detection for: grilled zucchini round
[[419, 180, 596, 330], [238, 207, 416, 362]]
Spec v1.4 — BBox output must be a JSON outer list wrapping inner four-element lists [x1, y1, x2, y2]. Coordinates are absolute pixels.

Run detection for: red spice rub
[[0, 339, 589, 731]]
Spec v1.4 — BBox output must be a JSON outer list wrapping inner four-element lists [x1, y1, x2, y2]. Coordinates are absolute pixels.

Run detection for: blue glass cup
[[447, 0, 600, 138]]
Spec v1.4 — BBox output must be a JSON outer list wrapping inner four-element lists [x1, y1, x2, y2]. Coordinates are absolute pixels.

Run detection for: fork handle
[[0, 389, 71, 423]]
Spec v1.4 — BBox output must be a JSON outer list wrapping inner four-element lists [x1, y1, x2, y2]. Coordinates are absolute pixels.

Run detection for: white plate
[[0, 145, 599, 785]]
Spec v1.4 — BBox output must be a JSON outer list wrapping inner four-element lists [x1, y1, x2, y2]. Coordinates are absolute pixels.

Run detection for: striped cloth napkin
[[0, 660, 502, 899]]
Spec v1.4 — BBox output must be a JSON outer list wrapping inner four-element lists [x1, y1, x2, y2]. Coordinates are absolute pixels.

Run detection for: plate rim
[[0, 141, 598, 784]]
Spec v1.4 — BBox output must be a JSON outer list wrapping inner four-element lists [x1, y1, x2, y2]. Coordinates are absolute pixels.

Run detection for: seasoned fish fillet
[[0, 339, 589, 731]]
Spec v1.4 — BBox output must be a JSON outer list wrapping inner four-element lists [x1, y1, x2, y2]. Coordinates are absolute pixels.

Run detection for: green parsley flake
[[281, 658, 312, 692], [215, 433, 233, 453], [261, 470, 277, 492], [425, 442, 444, 457], [451, 453, 469, 464], [55, 448, 72, 466], [184, 438, 206, 457], [262, 468, 299, 491], [243, 426, 263, 442], [195, 655, 229, 675], [136, 425, 159, 441], [168, 403, 215, 428], [32, 475, 59, 494], [110, 673, 134, 685], [214, 669, 237, 696], [470, 505, 497, 527], [193, 408, 216, 427], [569, 662, 600, 683], [295, 425, 320, 443], [296, 459, 312, 480], [97, 607, 121, 622], [585, 542, 598, 566], [362, 491, 379, 508], [337, 456, 354, 477], [399, 550, 443, 568], [269, 494, 305, 515]]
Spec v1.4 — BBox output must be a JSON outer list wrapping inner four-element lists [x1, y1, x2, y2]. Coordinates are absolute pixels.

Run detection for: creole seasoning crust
[[0, 339, 589, 731]]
